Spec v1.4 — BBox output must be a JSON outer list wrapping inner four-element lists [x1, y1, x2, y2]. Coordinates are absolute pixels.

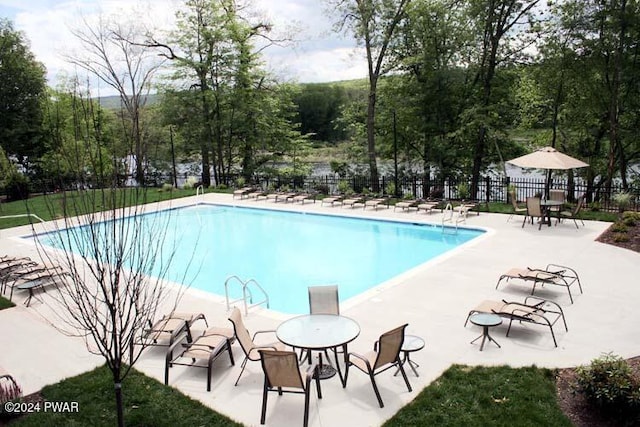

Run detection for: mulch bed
[[556, 219, 640, 425]]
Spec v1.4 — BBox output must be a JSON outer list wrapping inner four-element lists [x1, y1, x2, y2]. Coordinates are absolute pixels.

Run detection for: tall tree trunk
[[366, 87, 380, 192]]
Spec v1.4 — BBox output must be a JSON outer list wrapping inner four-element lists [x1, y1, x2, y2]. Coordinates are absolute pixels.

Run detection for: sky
[[0, 0, 367, 93]]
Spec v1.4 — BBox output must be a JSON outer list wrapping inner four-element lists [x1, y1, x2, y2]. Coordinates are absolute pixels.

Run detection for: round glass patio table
[[276, 314, 360, 380], [469, 313, 502, 351]]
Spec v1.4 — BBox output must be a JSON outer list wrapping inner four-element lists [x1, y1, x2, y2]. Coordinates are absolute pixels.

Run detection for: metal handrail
[[224, 275, 269, 315], [195, 185, 205, 203]]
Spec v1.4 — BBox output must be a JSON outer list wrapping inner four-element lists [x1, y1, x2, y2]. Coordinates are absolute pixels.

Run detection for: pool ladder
[[224, 275, 270, 315], [441, 203, 464, 234]]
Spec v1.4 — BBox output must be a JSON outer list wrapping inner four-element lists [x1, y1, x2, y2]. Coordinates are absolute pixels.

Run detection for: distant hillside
[[98, 93, 160, 110]]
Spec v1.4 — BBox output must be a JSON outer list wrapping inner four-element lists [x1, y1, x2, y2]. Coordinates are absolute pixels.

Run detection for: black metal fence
[[239, 174, 639, 213], [17, 172, 639, 213]]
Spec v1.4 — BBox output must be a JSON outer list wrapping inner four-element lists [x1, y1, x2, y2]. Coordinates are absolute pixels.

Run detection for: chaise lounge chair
[[341, 196, 365, 209], [232, 187, 254, 199], [416, 201, 439, 214], [464, 296, 568, 347], [165, 325, 235, 391], [363, 197, 389, 210], [133, 312, 209, 359], [321, 195, 344, 207], [394, 199, 420, 212], [495, 264, 583, 304], [16, 271, 70, 307]]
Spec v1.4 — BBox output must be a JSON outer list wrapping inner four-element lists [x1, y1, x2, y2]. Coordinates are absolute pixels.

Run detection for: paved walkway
[[1, 193, 638, 426]]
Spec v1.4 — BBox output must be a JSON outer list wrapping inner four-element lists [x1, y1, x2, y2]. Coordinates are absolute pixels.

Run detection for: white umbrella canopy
[[506, 146, 589, 170]]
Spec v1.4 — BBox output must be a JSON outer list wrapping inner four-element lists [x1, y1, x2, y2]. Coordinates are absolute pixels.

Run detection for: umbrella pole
[[545, 170, 552, 199]]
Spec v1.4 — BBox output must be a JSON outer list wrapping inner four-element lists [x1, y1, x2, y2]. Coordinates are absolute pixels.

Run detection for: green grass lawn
[[0, 188, 201, 229], [385, 365, 571, 426], [7, 363, 570, 427], [9, 365, 241, 427], [0, 294, 15, 310]]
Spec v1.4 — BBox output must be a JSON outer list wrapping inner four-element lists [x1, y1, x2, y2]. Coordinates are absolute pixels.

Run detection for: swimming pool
[[37, 204, 484, 314]]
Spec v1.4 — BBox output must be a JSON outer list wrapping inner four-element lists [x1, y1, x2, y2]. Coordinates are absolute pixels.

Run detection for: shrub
[[576, 353, 640, 414], [4, 173, 30, 201], [235, 176, 246, 188], [182, 176, 199, 190], [613, 233, 630, 242], [0, 375, 22, 405], [385, 182, 396, 196], [314, 183, 330, 195], [429, 187, 444, 199], [612, 192, 633, 212], [610, 223, 628, 233], [160, 183, 174, 192], [457, 182, 470, 200], [336, 180, 351, 195]]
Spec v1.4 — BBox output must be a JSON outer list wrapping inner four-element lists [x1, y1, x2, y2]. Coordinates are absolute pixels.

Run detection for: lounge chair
[[290, 193, 315, 204], [394, 199, 419, 212], [556, 195, 585, 229], [259, 350, 321, 427], [464, 296, 568, 347], [232, 187, 254, 199], [343, 324, 412, 408], [321, 195, 344, 207], [341, 196, 365, 209], [228, 306, 286, 386], [363, 197, 389, 210], [16, 271, 70, 307], [416, 201, 439, 214], [3, 264, 63, 301], [133, 312, 209, 359], [165, 326, 235, 391], [496, 264, 583, 304]]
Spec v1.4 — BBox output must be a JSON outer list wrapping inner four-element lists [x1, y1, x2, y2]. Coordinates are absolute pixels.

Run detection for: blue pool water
[[38, 204, 484, 314]]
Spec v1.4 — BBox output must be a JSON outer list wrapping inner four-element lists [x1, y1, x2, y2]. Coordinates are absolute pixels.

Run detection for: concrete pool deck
[[1, 192, 638, 426]]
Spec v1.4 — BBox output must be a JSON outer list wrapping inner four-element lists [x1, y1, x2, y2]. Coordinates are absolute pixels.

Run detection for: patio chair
[[548, 189, 565, 217], [259, 350, 322, 427], [523, 197, 545, 230], [556, 195, 585, 229], [308, 285, 340, 315], [228, 306, 286, 386], [507, 190, 526, 222], [300, 285, 341, 363], [496, 264, 583, 304], [133, 312, 209, 360], [464, 296, 568, 347], [165, 326, 235, 391], [343, 324, 412, 408]]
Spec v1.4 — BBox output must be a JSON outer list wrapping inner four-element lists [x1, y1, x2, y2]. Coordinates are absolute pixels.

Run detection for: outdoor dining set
[[136, 285, 420, 427]]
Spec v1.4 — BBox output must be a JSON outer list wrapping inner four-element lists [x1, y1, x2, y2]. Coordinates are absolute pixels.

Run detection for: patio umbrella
[[506, 146, 589, 197], [506, 146, 589, 170]]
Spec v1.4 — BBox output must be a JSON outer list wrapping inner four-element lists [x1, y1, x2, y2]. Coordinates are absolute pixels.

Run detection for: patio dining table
[[540, 200, 564, 226], [276, 314, 360, 384]]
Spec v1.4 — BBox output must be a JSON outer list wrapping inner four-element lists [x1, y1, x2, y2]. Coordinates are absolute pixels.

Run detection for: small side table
[[394, 335, 425, 377], [469, 313, 502, 351]]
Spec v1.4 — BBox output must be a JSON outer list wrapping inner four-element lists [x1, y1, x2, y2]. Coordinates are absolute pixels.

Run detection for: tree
[[330, 0, 412, 192], [464, 0, 542, 198], [32, 85, 191, 426], [65, 14, 163, 186], [0, 19, 47, 168]]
